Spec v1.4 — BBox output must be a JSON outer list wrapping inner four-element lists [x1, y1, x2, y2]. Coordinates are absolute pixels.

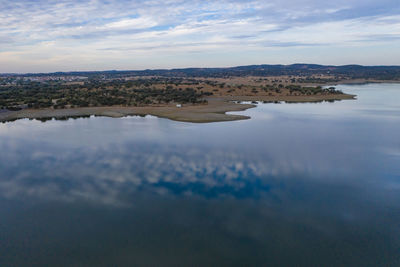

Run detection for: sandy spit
[[0, 94, 355, 124]]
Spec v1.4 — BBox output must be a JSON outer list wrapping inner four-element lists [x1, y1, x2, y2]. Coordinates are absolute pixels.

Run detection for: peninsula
[[3, 63, 398, 123]]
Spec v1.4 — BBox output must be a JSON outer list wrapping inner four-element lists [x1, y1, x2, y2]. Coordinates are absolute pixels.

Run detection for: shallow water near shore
[[1, 83, 400, 266]]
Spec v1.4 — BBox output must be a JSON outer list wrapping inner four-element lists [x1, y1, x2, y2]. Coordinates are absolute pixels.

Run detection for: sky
[[0, 0, 399, 73]]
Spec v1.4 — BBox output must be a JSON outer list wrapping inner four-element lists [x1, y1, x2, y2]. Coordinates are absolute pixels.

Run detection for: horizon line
[[2, 63, 400, 75]]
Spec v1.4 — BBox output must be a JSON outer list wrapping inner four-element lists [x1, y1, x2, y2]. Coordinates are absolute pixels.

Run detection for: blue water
[[0, 83, 399, 266]]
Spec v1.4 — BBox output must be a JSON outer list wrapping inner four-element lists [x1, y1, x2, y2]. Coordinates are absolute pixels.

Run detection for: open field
[[0, 72, 361, 123], [0, 97, 255, 123], [0, 94, 356, 124], [0, 73, 359, 123]]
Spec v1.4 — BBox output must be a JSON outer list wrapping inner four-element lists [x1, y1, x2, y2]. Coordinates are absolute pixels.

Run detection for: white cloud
[[103, 17, 158, 29], [0, 0, 399, 71]]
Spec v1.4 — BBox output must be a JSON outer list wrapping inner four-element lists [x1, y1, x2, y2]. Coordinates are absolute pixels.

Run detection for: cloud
[[0, 0, 399, 71], [103, 17, 158, 30], [0, 133, 342, 206]]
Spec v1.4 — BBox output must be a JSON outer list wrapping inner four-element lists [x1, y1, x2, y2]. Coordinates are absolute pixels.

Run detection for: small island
[[4, 63, 399, 123]]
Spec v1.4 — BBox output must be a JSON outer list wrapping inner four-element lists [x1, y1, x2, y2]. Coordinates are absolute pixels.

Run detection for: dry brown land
[[0, 98, 256, 123], [0, 77, 359, 123], [0, 95, 355, 124]]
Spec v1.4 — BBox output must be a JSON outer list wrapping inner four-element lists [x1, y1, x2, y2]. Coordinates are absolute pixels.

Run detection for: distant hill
[[3, 64, 400, 80]]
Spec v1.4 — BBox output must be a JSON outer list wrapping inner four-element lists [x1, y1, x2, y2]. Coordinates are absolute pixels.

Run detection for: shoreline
[[0, 98, 254, 124], [328, 79, 400, 86], [0, 93, 355, 123], [2, 79, 399, 124], [222, 93, 355, 103]]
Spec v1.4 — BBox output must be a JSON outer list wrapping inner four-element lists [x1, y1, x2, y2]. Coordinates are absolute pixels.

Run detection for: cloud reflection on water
[[0, 141, 302, 206], [1, 84, 400, 207]]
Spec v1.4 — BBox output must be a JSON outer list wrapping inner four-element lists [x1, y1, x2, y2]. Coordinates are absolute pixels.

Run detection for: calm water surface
[[0, 83, 399, 266]]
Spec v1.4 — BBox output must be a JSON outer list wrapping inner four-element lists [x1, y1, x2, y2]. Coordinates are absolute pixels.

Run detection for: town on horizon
[[2, 63, 400, 76]]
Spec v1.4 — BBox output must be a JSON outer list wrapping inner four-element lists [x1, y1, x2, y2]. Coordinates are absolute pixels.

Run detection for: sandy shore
[[332, 79, 400, 85], [0, 93, 356, 123], [0, 98, 254, 123], [224, 93, 356, 102]]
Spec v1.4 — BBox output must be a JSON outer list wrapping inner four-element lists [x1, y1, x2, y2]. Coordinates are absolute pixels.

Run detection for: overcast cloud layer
[[0, 0, 399, 72]]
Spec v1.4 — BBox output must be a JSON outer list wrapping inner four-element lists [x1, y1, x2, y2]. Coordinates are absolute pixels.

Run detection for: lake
[[0, 83, 399, 266]]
